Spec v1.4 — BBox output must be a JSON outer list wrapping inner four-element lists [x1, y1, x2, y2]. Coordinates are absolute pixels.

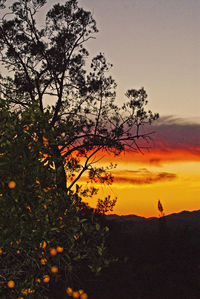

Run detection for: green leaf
[[97, 247, 103, 256], [51, 227, 59, 231], [96, 223, 100, 231]]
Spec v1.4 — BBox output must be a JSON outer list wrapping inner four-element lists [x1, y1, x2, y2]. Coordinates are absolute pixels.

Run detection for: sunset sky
[[2, 0, 200, 217], [78, 0, 200, 217]]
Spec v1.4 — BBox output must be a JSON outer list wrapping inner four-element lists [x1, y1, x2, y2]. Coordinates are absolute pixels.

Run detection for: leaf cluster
[[0, 100, 112, 298]]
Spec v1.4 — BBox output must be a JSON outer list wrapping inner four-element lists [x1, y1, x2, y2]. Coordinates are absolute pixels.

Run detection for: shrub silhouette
[[0, 102, 111, 298]]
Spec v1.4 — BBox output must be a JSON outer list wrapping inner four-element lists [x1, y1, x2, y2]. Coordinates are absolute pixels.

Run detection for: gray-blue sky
[[80, 0, 200, 119], [1, 0, 199, 119]]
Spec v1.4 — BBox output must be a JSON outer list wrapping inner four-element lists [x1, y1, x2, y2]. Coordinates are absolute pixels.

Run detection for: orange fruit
[[49, 248, 57, 256], [66, 287, 73, 296], [17, 250, 20, 254], [21, 289, 28, 295], [8, 181, 16, 189], [26, 205, 31, 212], [43, 275, 50, 283], [7, 280, 15, 288], [36, 278, 41, 283], [56, 246, 64, 253], [72, 291, 80, 298], [42, 136, 49, 147], [40, 258, 47, 265], [23, 125, 29, 132], [0, 249, 3, 254], [78, 289, 84, 295], [40, 241, 47, 249], [80, 293, 88, 299], [51, 266, 58, 273]]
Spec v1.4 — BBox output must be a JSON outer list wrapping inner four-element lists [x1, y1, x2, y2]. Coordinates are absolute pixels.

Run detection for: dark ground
[[51, 211, 200, 299]]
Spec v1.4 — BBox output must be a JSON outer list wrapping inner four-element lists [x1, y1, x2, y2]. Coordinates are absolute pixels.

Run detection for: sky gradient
[[82, 117, 200, 217], [81, 0, 200, 119], [2, 0, 200, 217], [78, 0, 200, 217]]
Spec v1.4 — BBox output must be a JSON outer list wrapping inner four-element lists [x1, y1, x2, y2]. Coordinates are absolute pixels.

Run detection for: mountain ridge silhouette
[[107, 209, 200, 221], [105, 209, 200, 234]]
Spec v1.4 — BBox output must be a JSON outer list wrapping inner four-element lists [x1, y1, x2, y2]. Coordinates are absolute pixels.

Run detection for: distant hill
[[107, 209, 200, 221], [107, 209, 200, 223], [106, 213, 148, 222], [86, 209, 200, 299], [105, 210, 200, 234]]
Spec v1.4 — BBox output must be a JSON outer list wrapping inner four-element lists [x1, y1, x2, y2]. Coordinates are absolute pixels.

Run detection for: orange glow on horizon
[[79, 147, 200, 218], [99, 148, 200, 165], [41, 141, 200, 218]]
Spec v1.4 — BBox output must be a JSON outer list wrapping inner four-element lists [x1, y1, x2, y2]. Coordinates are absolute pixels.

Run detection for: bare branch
[[67, 146, 103, 191]]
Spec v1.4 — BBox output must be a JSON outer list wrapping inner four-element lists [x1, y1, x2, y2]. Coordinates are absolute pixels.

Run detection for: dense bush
[[0, 101, 111, 298]]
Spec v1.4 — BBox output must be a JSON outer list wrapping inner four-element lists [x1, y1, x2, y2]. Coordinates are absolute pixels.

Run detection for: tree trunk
[[52, 145, 67, 191]]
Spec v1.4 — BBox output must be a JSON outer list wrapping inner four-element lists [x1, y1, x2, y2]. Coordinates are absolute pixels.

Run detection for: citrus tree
[[0, 100, 110, 298]]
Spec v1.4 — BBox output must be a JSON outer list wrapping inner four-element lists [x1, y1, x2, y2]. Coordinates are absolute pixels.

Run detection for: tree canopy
[[0, 1, 159, 297], [0, 0, 158, 196]]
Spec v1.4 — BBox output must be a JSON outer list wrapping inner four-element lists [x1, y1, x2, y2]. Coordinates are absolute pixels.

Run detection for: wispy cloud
[[113, 169, 177, 185]]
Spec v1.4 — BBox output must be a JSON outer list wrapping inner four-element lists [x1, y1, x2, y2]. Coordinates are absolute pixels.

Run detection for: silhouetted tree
[[96, 195, 117, 215], [157, 199, 168, 259], [158, 200, 165, 217], [0, 0, 159, 198]]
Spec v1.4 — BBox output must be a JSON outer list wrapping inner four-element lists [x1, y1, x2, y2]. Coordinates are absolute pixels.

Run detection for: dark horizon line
[[107, 208, 200, 219]]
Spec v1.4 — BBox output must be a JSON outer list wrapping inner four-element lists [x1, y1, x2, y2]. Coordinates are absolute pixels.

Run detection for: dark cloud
[[121, 116, 200, 164], [149, 158, 161, 165], [113, 169, 177, 185], [150, 116, 200, 152]]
